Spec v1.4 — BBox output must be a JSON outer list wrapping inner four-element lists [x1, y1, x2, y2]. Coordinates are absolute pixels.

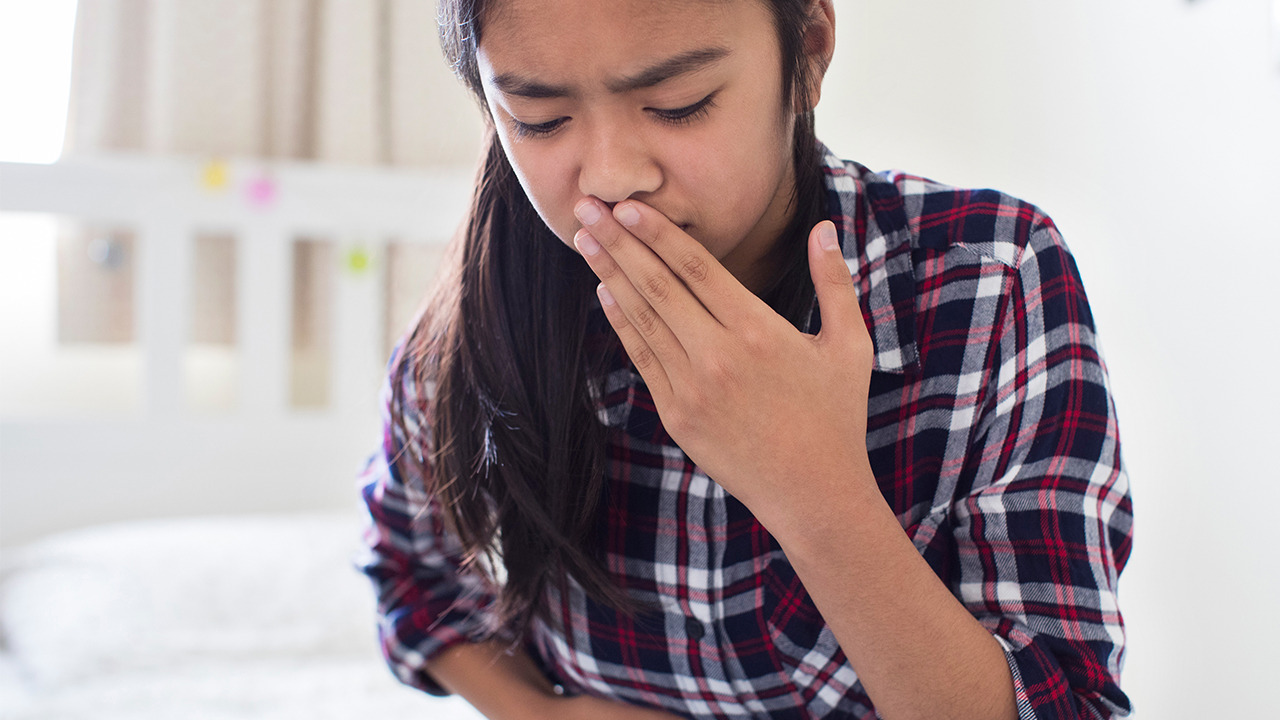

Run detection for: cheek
[[504, 146, 580, 245], [699, 135, 788, 218], [693, 104, 790, 202]]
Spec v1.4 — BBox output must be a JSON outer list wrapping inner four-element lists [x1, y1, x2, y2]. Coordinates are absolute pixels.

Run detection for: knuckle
[[640, 272, 671, 304], [677, 252, 709, 285], [678, 385, 706, 411], [631, 345, 658, 370], [703, 355, 738, 384], [632, 305, 662, 336], [853, 330, 875, 355], [606, 310, 631, 333], [595, 262, 619, 282], [664, 407, 692, 436], [649, 223, 679, 248], [740, 326, 770, 353], [594, 224, 623, 250]]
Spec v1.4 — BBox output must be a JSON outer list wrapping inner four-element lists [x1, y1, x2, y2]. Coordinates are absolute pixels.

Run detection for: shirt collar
[[806, 144, 920, 375]]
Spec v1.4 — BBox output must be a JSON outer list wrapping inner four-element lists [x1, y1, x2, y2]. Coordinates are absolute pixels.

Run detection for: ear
[[795, 0, 836, 113]]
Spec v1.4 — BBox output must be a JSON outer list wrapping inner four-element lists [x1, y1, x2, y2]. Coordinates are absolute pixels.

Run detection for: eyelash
[[510, 93, 718, 139], [652, 93, 718, 126]]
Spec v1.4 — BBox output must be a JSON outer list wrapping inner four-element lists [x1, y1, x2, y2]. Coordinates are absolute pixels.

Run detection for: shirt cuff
[[383, 607, 503, 697]]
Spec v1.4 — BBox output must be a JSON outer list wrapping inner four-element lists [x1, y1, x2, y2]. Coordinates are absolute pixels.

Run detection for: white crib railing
[[0, 155, 472, 546]]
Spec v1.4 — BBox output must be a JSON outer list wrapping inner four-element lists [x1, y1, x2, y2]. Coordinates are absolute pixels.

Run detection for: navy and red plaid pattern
[[357, 146, 1133, 719]]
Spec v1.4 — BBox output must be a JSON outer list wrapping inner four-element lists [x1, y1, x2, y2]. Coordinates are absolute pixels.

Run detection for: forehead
[[477, 0, 772, 84]]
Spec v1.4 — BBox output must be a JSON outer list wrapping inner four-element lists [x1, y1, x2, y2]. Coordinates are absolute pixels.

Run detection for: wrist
[[758, 456, 886, 556]]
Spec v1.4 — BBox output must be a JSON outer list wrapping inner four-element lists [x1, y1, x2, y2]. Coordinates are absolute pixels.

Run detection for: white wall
[[815, 1, 1280, 717]]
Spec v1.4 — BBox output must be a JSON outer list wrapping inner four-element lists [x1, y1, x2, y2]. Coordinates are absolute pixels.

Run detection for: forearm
[[429, 640, 562, 720], [771, 472, 1018, 720], [431, 642, 689, 720]]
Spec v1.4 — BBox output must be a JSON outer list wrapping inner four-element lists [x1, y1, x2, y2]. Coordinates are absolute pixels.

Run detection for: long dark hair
[[393, 0, 829, 639]]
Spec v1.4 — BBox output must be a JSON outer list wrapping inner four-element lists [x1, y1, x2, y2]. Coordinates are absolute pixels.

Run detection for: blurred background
[[1, 0, 1277, 718]]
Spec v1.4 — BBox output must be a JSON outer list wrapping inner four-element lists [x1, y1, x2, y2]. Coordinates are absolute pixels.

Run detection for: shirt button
[[685, 616, 706, 641]]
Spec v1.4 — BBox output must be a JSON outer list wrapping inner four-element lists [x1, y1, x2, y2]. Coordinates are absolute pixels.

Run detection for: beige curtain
[[62, 0, 484, 166], [56, 0, 483, 353]]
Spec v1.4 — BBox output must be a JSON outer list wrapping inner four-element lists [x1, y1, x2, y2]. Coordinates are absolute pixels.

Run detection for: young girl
[[358, 1, 1133, 718]]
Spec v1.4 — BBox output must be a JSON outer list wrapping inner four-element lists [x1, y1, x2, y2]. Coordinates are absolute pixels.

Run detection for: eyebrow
[[491, 46, 731, 99]]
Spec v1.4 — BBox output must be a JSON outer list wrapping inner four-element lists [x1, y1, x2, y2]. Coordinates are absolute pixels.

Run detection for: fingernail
[[575, 200, 602, 225], [614, 202, 640, 227], [597, 283, 616, 306], [575, 230, 601, 256], [819, 222, 840, 251]]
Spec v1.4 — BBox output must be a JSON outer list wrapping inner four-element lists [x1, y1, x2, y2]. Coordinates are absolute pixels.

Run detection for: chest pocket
[[763, 558, 832, 667], [760, 557, 870, 715]]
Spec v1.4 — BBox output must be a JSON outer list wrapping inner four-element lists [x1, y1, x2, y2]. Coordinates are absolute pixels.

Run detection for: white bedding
[[0, 513, 485, 720]]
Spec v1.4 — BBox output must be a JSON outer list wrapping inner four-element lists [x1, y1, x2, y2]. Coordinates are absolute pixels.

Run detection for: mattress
[[0, 513, 485, 720]]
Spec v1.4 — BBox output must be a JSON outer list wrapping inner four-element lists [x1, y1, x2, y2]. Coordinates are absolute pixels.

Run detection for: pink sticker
[[245, 174, 277, 208]]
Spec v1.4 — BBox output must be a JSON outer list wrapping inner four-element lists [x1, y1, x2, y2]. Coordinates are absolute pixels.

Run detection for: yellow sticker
[[346, 247, 371, 274], [201, 159, 230, 191]]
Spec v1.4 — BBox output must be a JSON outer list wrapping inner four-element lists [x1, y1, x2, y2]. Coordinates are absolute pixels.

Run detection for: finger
[[595, 282, 672, 400], [575, 227, 689, 372], [611, 199, 763, 327], [807, 221, 869, 346], [575, 197, 724, 340]]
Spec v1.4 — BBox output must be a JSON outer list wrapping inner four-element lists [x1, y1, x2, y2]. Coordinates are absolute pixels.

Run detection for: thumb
[[808, 220, 862, 342]]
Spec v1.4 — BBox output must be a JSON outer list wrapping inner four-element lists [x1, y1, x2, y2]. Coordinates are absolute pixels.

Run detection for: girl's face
[[476, 0, 805, 293]]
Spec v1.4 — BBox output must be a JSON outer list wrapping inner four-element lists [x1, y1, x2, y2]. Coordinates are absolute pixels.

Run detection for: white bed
[[0, 512, 485, 720]]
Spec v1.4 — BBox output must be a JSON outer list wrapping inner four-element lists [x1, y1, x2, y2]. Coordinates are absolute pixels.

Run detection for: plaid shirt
[[358, 146, 1133, 719]]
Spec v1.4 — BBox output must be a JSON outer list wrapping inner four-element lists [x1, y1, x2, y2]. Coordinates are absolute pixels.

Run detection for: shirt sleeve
[[355, 347, 500, 696], [952, 220, 1134, 719]]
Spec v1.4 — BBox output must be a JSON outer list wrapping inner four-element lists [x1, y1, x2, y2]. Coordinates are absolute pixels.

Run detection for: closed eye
[[507, 92, 718, 139], [649, 92, 717, 126], [510, 116, 568, 139]]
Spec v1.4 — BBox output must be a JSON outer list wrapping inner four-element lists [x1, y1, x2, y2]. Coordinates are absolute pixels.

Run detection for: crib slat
[[239, 222, 290, 415], [331, 239, 384, 416], [137, 216, 189, 416]]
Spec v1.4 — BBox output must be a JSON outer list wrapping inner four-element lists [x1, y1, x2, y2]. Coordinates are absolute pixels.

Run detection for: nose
[[577, 122, 662, 205]]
